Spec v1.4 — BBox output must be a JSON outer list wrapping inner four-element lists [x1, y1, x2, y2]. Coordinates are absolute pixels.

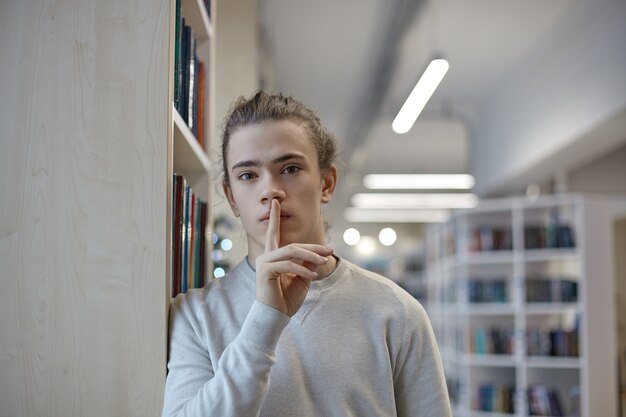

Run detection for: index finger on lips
[[265, 199, 280, 253]]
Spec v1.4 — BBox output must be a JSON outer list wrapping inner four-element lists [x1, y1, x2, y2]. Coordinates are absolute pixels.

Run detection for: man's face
[[223, 120, 336, 260]]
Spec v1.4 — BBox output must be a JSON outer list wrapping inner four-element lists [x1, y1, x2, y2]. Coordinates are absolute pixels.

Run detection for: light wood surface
[[0, 0, 171, 415]]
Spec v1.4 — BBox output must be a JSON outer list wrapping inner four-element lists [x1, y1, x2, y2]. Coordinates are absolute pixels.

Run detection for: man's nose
[[258, 175, 286, 203]]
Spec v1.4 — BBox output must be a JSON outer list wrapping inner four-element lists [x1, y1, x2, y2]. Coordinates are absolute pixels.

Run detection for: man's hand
[[255, 199, 333, 317]]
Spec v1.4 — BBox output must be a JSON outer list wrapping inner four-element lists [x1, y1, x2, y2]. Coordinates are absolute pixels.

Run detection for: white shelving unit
[[169, 0, 215, 297], [171, 0, 214, 203], [425, 194, 617, 417]]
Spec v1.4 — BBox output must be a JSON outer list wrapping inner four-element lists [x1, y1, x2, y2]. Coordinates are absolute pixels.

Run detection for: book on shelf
[[196, 61, 205, 148], [526, 277, 578, 303], [467, 278, 508, 303], [476, 383, 515, 413], [527, 385, 566, 416], [172, 173, 184, 297], [172, 174, 208, 297], [174, 0, 182, 113], [524, 225, 576, 249], [470, 226, 513, 252], [470, 327, 514, 355], [174, 0, 207, 148], [526, 327, 579, 357]]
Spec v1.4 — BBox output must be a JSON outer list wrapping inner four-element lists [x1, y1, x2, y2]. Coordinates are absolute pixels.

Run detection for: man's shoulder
[[171, 260, 254, 311], [340, 258, 423, 308]]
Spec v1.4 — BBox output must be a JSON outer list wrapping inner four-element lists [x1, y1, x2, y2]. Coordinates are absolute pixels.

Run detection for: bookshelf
[[0, 0, 225, 415], [170, 0, 215, 298], [425, 194, 617, 417]]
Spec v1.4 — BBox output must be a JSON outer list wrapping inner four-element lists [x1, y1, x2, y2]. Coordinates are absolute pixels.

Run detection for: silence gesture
[[254, 199, 333, 317]]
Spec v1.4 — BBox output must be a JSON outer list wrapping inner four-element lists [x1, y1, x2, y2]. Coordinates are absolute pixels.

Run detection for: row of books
[[526, 278, 578, 303], [172, 174, 208, 297], [467, 279, 508, 303], [525, 224, 575, 249], [467, 222, 575, 251], [470, 226, 513, 252], [528, 385, 567, 416], [527, 328, 579, 357], [174, 0, 207, 147], [475, 383, 515, 413], [470, 327, 514, 355]]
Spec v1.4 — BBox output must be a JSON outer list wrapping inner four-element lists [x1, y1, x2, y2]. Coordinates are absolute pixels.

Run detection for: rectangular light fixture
[[363, 174, 474, 190], [351, 193, 478, 209], [392, 58, 449, 134], [344, 208, 450, 223]]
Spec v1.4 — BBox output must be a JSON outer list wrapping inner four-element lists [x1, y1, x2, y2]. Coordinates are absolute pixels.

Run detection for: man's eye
[[238, 172, 255, 181], [283, 165, 300, 175]]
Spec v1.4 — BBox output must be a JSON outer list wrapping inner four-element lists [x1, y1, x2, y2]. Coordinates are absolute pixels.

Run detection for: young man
[[162, 91, 452, 417]]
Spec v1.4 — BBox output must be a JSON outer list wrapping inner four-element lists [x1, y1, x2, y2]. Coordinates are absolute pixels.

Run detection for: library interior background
[[1, 0, 626, 416]]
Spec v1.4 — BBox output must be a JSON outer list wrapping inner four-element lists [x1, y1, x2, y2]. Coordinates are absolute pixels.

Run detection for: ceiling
[[255, 0, 623, 253]]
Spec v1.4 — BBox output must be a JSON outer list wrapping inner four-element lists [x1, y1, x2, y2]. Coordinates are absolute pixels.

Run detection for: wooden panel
[[0, 0, 171, 415]]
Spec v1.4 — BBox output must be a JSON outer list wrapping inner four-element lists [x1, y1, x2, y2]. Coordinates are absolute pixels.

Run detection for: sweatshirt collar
[[240, 254, 346, 293]]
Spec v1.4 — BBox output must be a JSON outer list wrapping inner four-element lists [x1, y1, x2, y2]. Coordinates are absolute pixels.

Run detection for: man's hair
[[220, 90, 338, 184]]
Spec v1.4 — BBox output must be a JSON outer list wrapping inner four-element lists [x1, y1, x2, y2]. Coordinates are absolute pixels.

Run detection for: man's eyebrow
[[231, 159, 260, 171], [230, 153, 306, 171], [272, 153, 306, 164]]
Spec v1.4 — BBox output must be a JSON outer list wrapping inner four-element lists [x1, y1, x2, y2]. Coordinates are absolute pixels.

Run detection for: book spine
[[173, 0, 182, 112], [181, 180, 189, 293], [188, 192, 195, 290], [196, 61, 205, 148], [199, 201, 207, 286], [187, 31, 196, 131], [180, 22, 190, 123], [172, 174, 184, 297], [193, 197, 202, 288]]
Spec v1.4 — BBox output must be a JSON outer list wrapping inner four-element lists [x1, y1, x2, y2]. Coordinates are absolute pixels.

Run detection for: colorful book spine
[[527, 385, 566, 416], [181, 181, 190, 293], [172, 174, 184, 297], [196, 61, 205, 147], [476, 383, 515, 413], [171, 175, 209, 296], [188, 192, 195, 291]]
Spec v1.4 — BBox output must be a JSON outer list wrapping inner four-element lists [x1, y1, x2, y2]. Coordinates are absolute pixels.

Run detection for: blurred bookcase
[[425, 194, 617, 417]]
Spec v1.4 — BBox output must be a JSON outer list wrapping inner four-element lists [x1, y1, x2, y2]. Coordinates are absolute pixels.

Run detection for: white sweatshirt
[[162, 256, 452, 417]]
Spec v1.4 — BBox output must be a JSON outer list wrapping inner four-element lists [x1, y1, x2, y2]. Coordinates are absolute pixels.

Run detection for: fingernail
[[319, 255, 328, 262]]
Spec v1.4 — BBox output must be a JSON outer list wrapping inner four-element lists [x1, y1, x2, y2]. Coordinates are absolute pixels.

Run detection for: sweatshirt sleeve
[[161, 298, 290, 417], [393, 299, 453, 417]]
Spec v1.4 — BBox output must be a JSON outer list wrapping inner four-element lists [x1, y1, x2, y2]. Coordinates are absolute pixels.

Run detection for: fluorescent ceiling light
[[364, 174, 475, 190], [344, 208, 450, 223], [351, 193, 478, 209], [392, 58, 449, 134]]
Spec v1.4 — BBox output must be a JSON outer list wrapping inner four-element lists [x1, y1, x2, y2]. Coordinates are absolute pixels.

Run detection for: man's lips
[[259, 211, 291, 222]]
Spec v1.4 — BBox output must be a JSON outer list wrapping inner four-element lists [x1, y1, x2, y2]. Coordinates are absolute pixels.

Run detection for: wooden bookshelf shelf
[[182, 0, 214, 41], [173, 106, 211, 202], [460, 303, 516, 316], [525, 356, 582, 369], [523, 248, 578, 263], [461, 353, 517, 368]]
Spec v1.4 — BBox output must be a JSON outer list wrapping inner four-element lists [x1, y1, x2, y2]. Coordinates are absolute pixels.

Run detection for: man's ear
[[321, 165, 338, 204], [223, 182, 240, 217]]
